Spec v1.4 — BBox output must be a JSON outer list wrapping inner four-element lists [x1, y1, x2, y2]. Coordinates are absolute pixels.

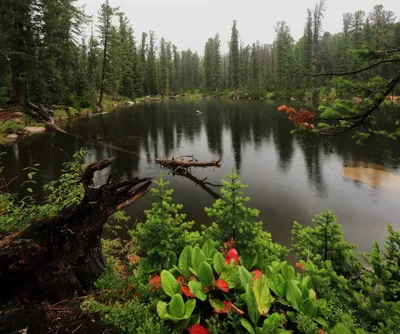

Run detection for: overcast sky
[[77, 0, 400, 54]]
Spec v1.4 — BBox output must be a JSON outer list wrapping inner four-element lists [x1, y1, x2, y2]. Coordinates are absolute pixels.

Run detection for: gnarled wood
[[155, 155, 221, 169], [25, 100, 66, 133], [0, 158, 151, 303]]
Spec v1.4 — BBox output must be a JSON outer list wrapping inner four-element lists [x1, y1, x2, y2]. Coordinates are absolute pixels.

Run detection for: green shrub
[[129, 173, 199, 271], [152, 240, 331, 333], [53, 109, 68, 120], [1, 120, 24, 133], [202, 168, 286, 260]]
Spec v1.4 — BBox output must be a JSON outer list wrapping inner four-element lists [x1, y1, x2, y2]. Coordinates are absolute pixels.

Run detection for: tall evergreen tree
[[97, 0, 117, 107], [229, 20, 240, 91], [146, 31, 157, 95]]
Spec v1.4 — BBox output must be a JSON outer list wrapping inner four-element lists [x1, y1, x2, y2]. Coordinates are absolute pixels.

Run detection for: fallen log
[[25, 100, 66, 133], [155, 155, 222, 169], [0, 157, 151, 304]]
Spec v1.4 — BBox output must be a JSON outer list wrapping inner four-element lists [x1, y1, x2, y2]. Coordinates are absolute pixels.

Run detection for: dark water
[[2, 100, 400, 252]]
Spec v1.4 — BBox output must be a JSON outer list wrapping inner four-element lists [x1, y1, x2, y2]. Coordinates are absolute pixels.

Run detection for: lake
[[2, 99, 400, 252]]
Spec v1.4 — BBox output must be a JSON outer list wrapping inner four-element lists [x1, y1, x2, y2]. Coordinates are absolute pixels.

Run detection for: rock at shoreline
[[24, 126, 46, 134], [6, 134, 18, 140]]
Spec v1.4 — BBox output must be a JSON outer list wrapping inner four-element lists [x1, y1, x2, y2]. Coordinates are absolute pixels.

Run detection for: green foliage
[[130, 173, 198, 271], [202, 168, 286, 260], [153, 240, 329, 333], [53, 109, 68, 120], [0, 149, 87, 233], [1, 120, 24, 133], [292, 210, 361, 277]]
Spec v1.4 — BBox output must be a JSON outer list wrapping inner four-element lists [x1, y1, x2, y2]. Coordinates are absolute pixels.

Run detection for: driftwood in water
[[25, 100, 66, 133], [0, 157, 151, 303], [155, 154, 222, 169]]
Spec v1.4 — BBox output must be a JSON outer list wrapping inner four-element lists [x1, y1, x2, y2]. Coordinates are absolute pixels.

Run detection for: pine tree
[[159, 37, 169, 96], [229, 20, 240, 91], [146, 31, 157, 95], [130, 174, 195, 269], [202, 169, 262, 255], [250, 43, 260, 97], [97, 0, 117, 108], [292, 210, 360, 277]]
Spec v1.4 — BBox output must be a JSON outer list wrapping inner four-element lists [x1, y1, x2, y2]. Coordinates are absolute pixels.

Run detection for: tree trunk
[[9, 64, 25, 105], [0, 158, 151, 303]]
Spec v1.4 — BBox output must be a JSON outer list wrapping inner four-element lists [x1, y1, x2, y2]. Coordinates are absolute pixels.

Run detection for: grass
[[1, 120, 24, 133]]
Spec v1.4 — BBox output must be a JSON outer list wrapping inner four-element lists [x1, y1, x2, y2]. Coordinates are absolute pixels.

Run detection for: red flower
[[277, 105, 288, 112], [188, 324, 210, 334], [176, 276, 183, 283], [295, 262, 304, 271], [215, 279, 229, 292], [225, 248, 239, 264], [214, 301, 232, 314], [149, 275, 161, 291], [252, 270, 262, 280], [182, 285, 195, 298], [318, 330, 325, 334]]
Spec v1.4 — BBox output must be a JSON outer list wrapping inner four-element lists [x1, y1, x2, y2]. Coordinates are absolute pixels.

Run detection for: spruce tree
[[229, 20, 240, 91], [146, 31, 157, 95], [97, 0, 117, 107]]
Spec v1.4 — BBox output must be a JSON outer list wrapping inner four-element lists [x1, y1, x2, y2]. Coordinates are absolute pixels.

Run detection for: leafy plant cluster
[[0, 148, 127, 233], [81, 170, 399, 334]]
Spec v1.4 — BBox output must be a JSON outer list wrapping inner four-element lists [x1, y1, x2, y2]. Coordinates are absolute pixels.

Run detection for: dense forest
[[0, 0, 399, 109]]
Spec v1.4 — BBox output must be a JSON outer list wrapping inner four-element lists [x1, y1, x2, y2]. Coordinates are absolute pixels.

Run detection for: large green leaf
[[197, 261, 213, 287], [285, 279, 302, 311], [209, 298, 225, 311], [189, 281, 207, 301], [138, 258, 154, 273], [184, 299, 196, 319], [281, 264, 295, 281], [241, 318, 256, 334], [301, 298, 317, 317], [179, 246, 193, 271], [245, 284, 260, 325], [169, 294, 185, 318], [191, 246, 206, 273], [240, 253, 258, 270], [253, 276, 274, 315], [157, 301, 168, 319], [239, 266, 253, 288], [316, 298, 327, 309], [202, 239, 217, 258], [213, 252, 224, 275], [220, 265, 240, 289], [161, 270, 180, 297], [262, 313, 286, 333], [315, 317, 329, 328]]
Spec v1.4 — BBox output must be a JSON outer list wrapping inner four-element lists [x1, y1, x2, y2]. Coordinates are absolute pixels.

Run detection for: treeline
[[0, 0, 399, 108]]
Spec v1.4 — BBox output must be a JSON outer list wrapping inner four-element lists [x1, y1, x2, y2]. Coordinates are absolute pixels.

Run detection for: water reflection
[[2, 100, 400, 252]]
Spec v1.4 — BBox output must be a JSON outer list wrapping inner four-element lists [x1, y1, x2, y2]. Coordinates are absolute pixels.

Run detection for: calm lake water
[[2, 100, 400, 252]]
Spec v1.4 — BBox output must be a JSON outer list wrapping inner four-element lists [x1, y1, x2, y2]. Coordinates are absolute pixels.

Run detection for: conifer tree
[[202, 169, 284, 259], [146, 31, 157, 95], [97, 0, 117, 107], [130, 174, 195, 269], [229, 20, 240, 91]]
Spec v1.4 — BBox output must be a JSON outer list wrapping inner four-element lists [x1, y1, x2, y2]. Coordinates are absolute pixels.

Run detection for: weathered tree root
[[0, 157, 151, 303], [25, 100, 66, 133]]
